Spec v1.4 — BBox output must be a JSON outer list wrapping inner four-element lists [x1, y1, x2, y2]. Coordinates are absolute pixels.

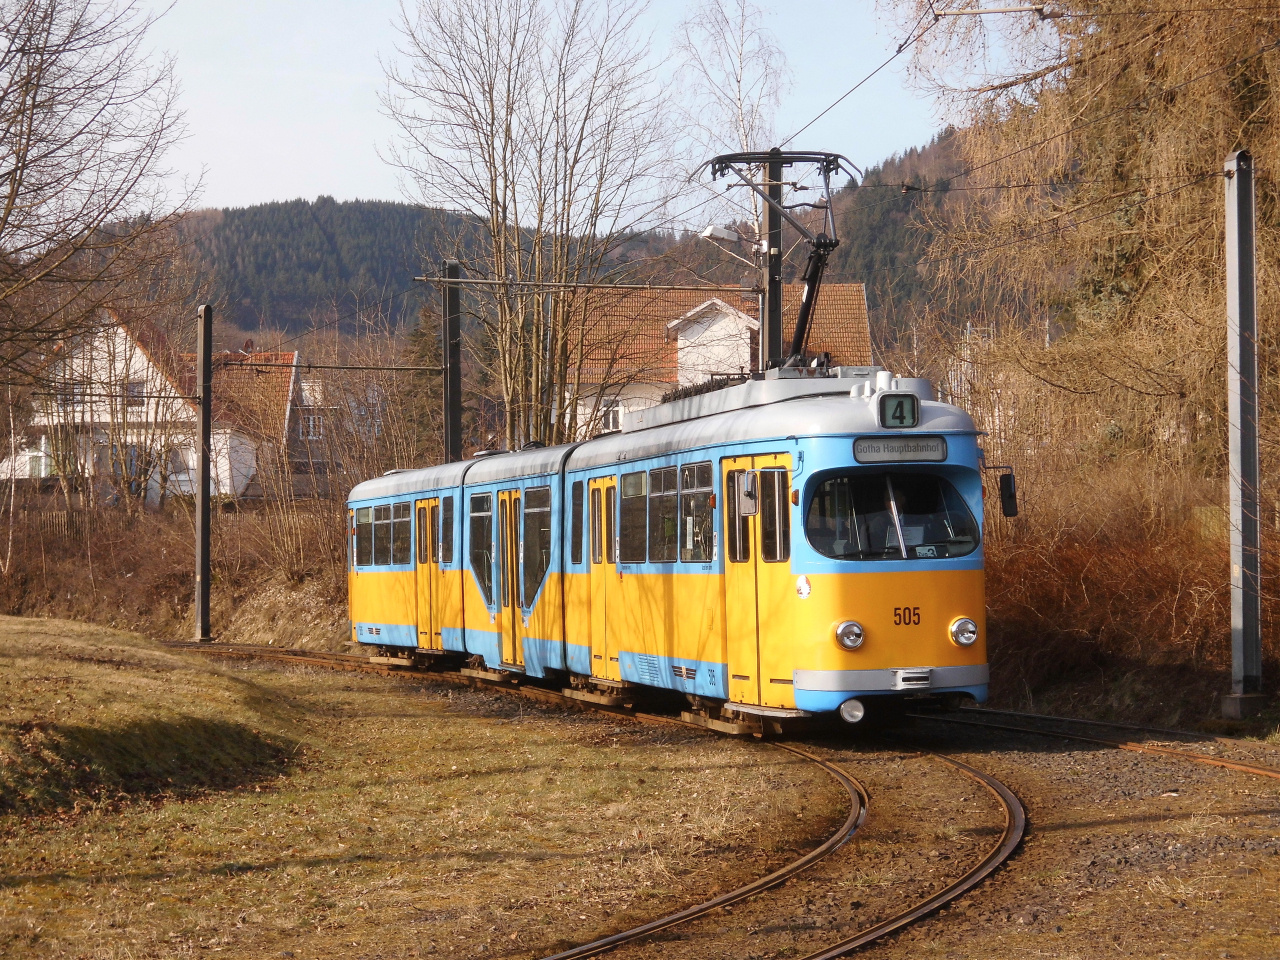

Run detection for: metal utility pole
[[707, 150, 850, 369], [1223, 149, 1267, 719], [194, 304, 213, 642], [762, 147, 784, 369], [441, 259, 463, 463]]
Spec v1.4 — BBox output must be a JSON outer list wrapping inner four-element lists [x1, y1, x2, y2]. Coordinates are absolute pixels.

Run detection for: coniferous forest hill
[[184, 134, 957, 338]]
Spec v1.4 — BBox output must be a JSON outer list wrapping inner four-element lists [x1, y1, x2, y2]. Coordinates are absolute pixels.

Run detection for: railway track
[[917, 707, 1280, 783], [166, 642, 1027, 959]]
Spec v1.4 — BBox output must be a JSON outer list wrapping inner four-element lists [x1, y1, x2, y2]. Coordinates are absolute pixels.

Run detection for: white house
[[3, 314, 306, 504], [569, 283, 874, 436]]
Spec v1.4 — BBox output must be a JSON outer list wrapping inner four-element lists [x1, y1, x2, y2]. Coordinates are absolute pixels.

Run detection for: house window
[[601, 403, 621, 432], [300, 414, 324, 440], [124, 380, 145, 407], [57, 381, 88, 408]]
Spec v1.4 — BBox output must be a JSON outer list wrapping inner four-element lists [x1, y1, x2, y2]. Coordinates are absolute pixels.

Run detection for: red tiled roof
[[176, 351, 298, 438], [572, 282, 872, 384], [789, 283, 873, 367], [571, 288, 737, 383]]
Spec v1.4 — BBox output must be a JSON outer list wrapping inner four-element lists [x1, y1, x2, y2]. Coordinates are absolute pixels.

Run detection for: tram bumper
[[792, 664, 989, 712]]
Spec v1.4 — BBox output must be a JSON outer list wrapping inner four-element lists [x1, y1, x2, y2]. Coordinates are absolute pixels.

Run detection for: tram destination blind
[[853, 436, 948, 464]]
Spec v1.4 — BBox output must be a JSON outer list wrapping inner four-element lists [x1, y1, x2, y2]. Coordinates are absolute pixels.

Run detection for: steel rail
[[958, 705, 1261, 747], [171, 643, 1031, 959], [539, 743, 868, 960], [925, 713, 1280, 782], [790, 751, 1026, 960], [166, 643, 875, 958]]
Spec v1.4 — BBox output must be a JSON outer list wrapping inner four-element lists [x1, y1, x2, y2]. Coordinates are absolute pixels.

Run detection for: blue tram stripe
[[354, 622, 416, 647]]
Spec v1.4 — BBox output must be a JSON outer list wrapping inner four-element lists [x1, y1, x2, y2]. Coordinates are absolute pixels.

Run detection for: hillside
[[827, 129, 963, 339], [184, 197, 480, 333], [181, 147, 955, 339]]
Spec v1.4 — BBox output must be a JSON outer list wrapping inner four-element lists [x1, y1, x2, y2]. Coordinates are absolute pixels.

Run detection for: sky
[[144, 0, 946, 213]]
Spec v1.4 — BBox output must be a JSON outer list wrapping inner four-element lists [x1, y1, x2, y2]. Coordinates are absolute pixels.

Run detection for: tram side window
[[440, 496, 454, 563], [648, 466, 677, 561], [469, 493, 494, 603], [679, 461, 714, 562], [392, 502, 412, 564], [619, 471, 647, 562], [416, 504, 429, 563], [355, 507, 372, 566], [725, 472, 751, 563], [570, 481, 584, 564], [590, 486, 602, 563], [372, 505, 392, 564], [523, 486, 552, 605], [759, 471, 791, 563], [605, 486, 617, 563]]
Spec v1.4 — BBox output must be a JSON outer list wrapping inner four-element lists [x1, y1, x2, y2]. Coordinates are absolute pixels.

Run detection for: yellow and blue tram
[[347, 368, 989, 722]]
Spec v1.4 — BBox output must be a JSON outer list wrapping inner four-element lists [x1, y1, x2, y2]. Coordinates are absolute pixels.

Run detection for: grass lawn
[[0, 617, 842, 959]]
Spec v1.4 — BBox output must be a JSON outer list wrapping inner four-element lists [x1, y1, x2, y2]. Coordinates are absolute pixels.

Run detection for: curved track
[[791, 751, 1024, 960], [541, 742, 868, 960], [168, 642, 1027, 960]]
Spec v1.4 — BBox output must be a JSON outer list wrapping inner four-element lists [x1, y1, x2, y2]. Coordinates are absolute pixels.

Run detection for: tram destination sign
[[853, 436, 948, 463]]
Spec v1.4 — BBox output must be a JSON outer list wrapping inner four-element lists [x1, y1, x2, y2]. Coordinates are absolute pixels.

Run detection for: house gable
[[666, 298, 759, 387]]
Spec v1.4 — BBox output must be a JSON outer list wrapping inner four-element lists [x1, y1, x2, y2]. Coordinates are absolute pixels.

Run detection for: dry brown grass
[[0, 617, 842, 959]]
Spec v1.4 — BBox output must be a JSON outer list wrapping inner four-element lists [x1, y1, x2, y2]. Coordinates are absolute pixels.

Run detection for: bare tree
[[674, 0, 789, 253], [676, 0, 788, 152], [0, 0, 187, 383], [384, 0, 677, 448]]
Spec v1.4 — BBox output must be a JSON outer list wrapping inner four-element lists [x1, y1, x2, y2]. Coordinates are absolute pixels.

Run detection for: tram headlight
[[949, 617, 979, 647], [835, 620, 864, 650]]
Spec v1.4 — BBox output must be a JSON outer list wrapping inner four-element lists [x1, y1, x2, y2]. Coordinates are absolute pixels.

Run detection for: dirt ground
[[0, 617, 844, 959], [865, 721, 1280, 960], [586, 722, 1280, 960], [6, 617, 1280, 960]]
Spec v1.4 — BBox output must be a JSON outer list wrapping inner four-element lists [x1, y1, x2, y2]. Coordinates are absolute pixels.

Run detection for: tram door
[[588, 476, 619, 681], [496, 489, 525, 668], [722, 453, 793, 707], [414, 498, 444, 650]]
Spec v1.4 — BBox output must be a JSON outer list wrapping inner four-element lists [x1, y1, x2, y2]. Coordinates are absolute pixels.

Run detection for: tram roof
[[348, 385, 977, 503]]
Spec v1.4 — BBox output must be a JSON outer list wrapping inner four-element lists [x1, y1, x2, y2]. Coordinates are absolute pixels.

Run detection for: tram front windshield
[[805, 473, 979, 560]]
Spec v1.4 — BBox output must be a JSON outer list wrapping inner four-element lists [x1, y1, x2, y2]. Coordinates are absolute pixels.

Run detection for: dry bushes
[[0, 493, 348, 647], [918, 329, 1280, 713], [983, 464, 1232, 702]]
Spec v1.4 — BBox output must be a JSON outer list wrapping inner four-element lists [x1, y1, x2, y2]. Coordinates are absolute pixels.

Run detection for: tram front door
[[722, 453, 793, 707]]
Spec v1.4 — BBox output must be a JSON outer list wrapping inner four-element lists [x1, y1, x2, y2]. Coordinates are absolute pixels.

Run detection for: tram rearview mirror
[[738, 471, 759, 517], [998, 472, 1018, 518]]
